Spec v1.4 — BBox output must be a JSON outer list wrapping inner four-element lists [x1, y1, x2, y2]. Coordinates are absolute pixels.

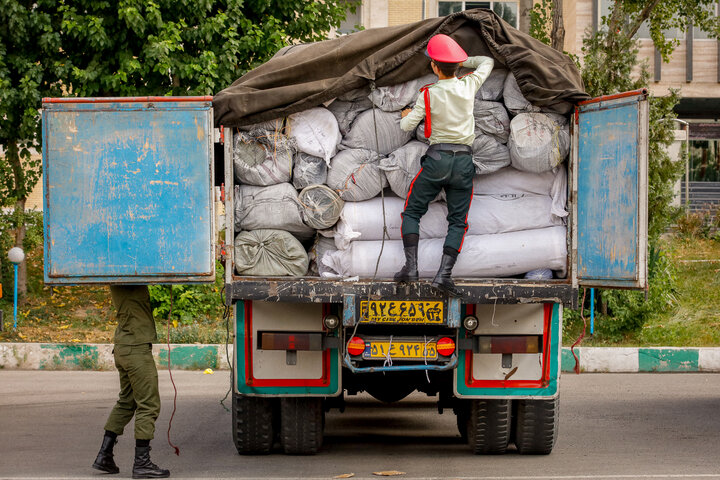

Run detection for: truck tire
[[514, 396, 559, 455], [280, 397, 324, 455], [232, 392, 275, 455], [467, 399, 512, 454]]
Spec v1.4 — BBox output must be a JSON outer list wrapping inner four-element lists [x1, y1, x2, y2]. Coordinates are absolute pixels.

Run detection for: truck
[[41, 86, 648, 455]]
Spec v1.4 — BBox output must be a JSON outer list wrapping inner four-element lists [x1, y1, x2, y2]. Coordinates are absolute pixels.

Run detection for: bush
[[676, 204, 720, 239], [0, 210, 44, 296], [148, 262, 225, 324]]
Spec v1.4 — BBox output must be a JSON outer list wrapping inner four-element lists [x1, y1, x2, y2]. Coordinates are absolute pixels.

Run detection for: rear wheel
[[514, 396, 559, 455], [467, 399, 512, 454], [232, 392, 275, 455], [280, 397, 324, 455]]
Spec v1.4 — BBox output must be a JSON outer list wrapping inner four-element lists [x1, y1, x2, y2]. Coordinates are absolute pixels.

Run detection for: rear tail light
[[347, 336, 366, 356], [436, 337, 456, 357], [478, 336, 541, 354]]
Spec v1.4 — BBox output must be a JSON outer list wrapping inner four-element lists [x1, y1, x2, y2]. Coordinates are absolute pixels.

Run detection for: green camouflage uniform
[[104, 285, 160, 440]]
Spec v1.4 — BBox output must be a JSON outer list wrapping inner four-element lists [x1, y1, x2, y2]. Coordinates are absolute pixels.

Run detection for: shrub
[[148, 262, 225, 324]]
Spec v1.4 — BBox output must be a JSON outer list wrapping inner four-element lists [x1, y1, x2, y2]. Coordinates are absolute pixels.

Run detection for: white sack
[[292, 152, 327, 189], [298, 184, 344, 230], [234, 184, 314, 239], [368, 74, 437, 112], [287, 107, 341, 163], [508, 113, 570, 173], [477, 68, 508, 102], [503, 73, 541, 116], [378, 141, 428, 198], [322, 226, 567, 279], [415, 121, 429, 143], [234, 229, 309, 277], [327, 97, 373, 136], [474, 100, 510, 143], [308, 234, 338, 277], [326, 149, 388, 201], [341, 109, 414, 155], [472, 134, 511, 174], [473, 165, 568, 219], [332, 194, 563, 249], [233, 130, 294, 186]]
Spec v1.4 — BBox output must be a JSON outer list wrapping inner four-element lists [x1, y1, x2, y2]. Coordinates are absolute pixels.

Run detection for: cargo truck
[[42, 86, 648, 456]]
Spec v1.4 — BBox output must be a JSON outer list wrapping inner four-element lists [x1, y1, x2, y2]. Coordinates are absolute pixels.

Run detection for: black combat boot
[[92, 432, 120, 474], [393, 246, 419, 282], [431, 253, 459, 296], [132, 446, 170, 479]]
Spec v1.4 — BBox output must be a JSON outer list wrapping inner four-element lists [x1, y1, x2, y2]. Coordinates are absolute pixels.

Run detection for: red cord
[[571, 288, 588, 375], [166, 290, 180, 456]]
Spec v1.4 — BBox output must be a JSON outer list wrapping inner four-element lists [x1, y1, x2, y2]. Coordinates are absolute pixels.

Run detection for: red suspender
[[420, 83, 434, 139]]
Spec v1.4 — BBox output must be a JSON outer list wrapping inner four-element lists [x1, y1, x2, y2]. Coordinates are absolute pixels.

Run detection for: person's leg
[[126, 344, 169, 479], [433, 152, 474, 293]]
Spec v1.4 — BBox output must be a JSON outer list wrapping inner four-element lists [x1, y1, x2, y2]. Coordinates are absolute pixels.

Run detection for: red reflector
[[347, 336, 365, 356], [483, 336, 540, 354], [436, 337, 455, 356]]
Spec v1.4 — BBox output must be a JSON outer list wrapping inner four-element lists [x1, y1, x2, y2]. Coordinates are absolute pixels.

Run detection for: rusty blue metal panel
[[42, 99, 214, 284], [575, 93, 648, 288]]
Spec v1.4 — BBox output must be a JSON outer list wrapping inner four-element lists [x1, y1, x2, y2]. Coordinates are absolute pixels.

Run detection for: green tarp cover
[[213, 8, 590, 128]]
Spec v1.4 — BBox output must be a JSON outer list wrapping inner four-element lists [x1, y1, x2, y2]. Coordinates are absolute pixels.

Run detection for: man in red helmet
[[394, 34, 494, 294]]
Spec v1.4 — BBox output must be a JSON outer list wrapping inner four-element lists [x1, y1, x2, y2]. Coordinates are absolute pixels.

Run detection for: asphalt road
[[1, 370, 719, 480]]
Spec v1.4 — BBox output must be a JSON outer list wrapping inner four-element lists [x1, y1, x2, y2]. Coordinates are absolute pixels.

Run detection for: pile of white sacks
[[233, 68, 570, 279]]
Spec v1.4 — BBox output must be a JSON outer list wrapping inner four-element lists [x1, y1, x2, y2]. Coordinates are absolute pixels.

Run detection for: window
[[438, 1, 518, 28], [693, 2, 718, 40], [337, 0, 362, 35], [598, 0, 685, 39], [689, 140, 720, 182]]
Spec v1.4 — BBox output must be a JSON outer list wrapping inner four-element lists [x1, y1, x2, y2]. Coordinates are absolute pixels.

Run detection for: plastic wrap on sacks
[[472, 134, 511, 175], [368, 73, 437, 112], [298, 184, 344, 230], [508, 113, 570, 173], [341, 109, 414, 155], [308, 233, 338, 277], [287, 107, 342, 163], [474, 100, 510, 143], [326, 148, 388, 202], [503, 73, 542, 116], [233, 130, 294, 186], [292, 152, 328, 189], [473, 165, 568, 219], [476, 68, 508, 102], [327, 97, 373, 136], [234, 229, 309, 276], [322, 226, 568, 279], [332, 194, 563, 249], [237, 118, 285, 132], [234, 184, 314, 240], [378, 141, 428, 198], [524, 268, 554, 279]]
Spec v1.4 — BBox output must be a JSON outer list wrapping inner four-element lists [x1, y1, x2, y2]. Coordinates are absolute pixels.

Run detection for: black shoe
[[431, 254, 459, 296], [393, 246, 419, 282], [132, 446, 170, 479], [92, 434, 119, 474]]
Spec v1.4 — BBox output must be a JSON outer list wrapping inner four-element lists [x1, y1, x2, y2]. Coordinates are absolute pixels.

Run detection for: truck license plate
[[363, 341, 438, 360], [360, 300, 444, 324]]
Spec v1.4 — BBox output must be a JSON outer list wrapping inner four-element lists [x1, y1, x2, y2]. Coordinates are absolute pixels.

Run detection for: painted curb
[[1, 343, 720, 372]]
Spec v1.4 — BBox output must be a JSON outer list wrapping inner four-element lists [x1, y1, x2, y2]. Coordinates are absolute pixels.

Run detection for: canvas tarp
[[213, 8, 588, 127]]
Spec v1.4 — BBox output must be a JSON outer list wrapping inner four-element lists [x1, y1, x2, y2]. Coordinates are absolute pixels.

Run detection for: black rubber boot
[[393, 246, 419, 282], [431, 254, 459, 296], [132, 446, 170, 479], [92, 434, 120, 474]]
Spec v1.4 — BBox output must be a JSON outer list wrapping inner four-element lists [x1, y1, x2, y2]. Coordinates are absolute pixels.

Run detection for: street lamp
[[8, 247, 25, 330]]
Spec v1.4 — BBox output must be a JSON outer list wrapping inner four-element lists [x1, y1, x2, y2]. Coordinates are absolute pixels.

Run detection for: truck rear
[[41, 13, 649, 457]]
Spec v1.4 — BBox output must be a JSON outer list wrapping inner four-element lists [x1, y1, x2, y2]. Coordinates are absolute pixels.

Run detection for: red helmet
[[426, 34, 468, 63]]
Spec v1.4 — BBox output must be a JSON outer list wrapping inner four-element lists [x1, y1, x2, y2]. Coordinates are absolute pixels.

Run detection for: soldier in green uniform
[[93, 285, 170, 479]]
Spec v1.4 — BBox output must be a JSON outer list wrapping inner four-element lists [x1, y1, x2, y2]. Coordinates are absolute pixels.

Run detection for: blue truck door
[[42, 97, 215, 285], [572, 90, 649, 289]]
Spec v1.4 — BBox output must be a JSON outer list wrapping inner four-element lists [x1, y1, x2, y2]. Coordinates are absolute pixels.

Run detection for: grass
[[2, 235, 719, 347], [563, 236, 720, 347]]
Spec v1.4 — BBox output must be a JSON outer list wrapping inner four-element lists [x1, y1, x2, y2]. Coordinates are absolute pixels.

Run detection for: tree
[[529, 0, 566, 51], [0, 0, 65, 299]]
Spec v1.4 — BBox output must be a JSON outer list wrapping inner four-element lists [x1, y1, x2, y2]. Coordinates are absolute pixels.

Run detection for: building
[[341, 0, 720, 211]]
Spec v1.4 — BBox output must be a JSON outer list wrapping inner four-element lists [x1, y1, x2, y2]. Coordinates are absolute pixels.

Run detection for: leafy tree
[[0, 0, 65, 298]]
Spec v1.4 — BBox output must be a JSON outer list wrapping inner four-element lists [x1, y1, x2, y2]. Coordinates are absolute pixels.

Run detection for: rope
[[571, 288, 588, 375], [219, 285, 233, 413], [165, 286, 180, 456]]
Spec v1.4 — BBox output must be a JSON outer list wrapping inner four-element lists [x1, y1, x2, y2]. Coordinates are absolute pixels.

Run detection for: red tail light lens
[[347, 336, 366, 356], [436, 337, 456, 357]]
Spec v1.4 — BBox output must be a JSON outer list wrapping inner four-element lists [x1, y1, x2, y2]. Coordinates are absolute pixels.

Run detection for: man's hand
[[401, 108, 412, 118]]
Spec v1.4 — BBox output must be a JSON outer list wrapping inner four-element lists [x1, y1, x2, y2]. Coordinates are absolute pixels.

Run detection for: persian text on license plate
[[362, 342, 438, 360], [360, 300, 444, 324]]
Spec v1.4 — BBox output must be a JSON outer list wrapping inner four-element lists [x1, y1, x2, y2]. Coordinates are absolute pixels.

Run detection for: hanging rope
[[571, 288, 588, 375], [165, 286, 180, 456]]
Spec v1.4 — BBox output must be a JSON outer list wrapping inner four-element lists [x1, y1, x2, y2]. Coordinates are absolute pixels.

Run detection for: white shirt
[[400, 56, 495, 146]]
